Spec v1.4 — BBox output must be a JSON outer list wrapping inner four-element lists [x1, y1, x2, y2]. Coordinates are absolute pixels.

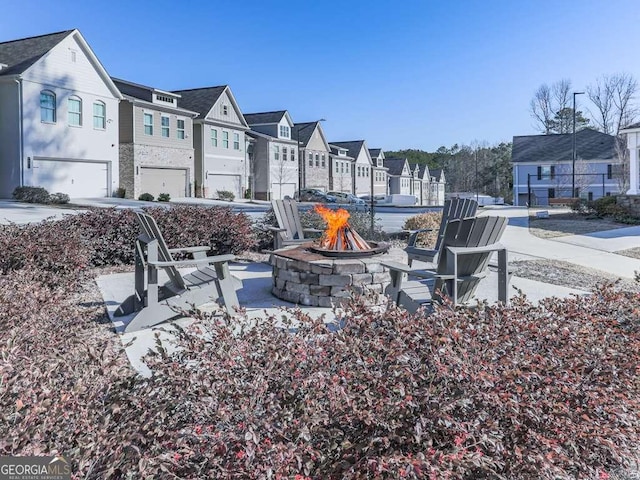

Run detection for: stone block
[[287, 282, 311, 295], [298, 272, 319, 284], [275, 279, 286, 290], [332, 260, 365, 274], [298, 294, 318, 306], [291, 260, 312, 272], [310, 285, 331, 296], [372, 272, 391, 283], [275, 269, 300, 283], [310, 262, 333, 274], [319, 274, 352, 286], [318, 296, 334, 308], [361, 258, 385, 273], [351, 273, 373, 285], [275, 257, 292, 269], [330, 286, 348, 295], [363, 283, 383, 293]]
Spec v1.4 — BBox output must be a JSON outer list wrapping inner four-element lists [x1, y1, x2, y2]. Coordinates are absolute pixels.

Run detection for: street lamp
[[295, 119, 325, 191], [572, 91, 585, 198]]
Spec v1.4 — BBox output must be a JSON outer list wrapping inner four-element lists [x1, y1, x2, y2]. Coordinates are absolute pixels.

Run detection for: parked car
[[327, 191, 366, 205], [295, 189, 336, 203]]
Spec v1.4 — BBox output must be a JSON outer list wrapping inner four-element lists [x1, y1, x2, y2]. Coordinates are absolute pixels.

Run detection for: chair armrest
[[168, 246, 210, 254], [265, 226, 287, 233], [446, 242, 505, 256], [148, 254, 236, 268], [302, 228, 323, 233]]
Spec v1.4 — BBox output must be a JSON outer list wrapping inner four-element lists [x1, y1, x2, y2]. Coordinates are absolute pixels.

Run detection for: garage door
[[141, 168, 187, 199], [206, 174, 241, 199], [31, 158, 109, 198], [270, 182, 296, 200]]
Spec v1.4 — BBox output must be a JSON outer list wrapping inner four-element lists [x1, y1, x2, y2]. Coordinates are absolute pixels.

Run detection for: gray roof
[[244, 110, 286, 125], [411, 163, 428, 179], [329, 144, 354, 158], [511, 129, 618, 163], [111, 77, 153, 102], [0, 30, 73, 76], [431, 169, 444, 181], [293, 122, 320, 146], [369, 148, 382, 157], [171, 86, 227, 116], [331, 140, 365, 160], [621, 121, 640, 130], [385, 157, 410, 176]]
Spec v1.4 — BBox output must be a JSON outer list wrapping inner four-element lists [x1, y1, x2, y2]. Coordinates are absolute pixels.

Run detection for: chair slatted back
[[434, 215, 507, 304], [433, 198, 478, 252], [135, 211, 186, 290], [272, 199, 305, 240]]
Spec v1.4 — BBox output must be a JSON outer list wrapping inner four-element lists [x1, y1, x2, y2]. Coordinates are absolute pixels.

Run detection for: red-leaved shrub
[[1, 287, 634, 478]]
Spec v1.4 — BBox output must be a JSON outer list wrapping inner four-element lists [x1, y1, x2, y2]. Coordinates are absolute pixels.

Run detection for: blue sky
[[2, 0, 639, 151]]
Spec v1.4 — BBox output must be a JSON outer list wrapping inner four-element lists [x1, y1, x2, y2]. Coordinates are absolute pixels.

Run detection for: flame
[[314, 204, 371, 250]]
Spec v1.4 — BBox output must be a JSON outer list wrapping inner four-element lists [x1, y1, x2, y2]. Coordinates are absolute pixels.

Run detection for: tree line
[[386, 142, 513, 203]]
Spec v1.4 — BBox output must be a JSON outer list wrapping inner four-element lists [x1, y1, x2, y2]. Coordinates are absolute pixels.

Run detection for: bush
[[5, 286, 633, 478], [48, 192, 70, 204], [157, 193, 171, 202], [113, 186, 126, 198], [573, 196, 640, 224], [56, 205, 256, 266], [403, 211, 442, 247], [216, 190, 235, 202], [0, 220, 91, 288], [12, 186, 51, 204], [138, 193, 154, 202]]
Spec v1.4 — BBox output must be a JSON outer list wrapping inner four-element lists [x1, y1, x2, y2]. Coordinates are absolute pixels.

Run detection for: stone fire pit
[[270, 242, 391, 307]]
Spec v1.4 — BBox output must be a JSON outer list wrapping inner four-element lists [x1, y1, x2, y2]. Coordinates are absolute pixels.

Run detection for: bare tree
[[530, 84, 554, 134], [271, 147, 297, 200], [587, 75, 615, 134], [530, 79, 572, 133], [611, 73, 638, 134], [588, 73, 638, 135], [614, 135, 630, 193]]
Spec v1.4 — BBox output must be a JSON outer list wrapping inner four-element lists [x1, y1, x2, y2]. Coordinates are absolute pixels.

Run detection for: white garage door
[[270, 182, 296, 200], [31, 158, 109, 198], [206, 174, 241, 199], [141, 168, 187, 199]]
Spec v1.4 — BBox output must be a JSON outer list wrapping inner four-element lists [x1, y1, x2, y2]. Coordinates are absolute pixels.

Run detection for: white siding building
[[0, 29, 122, 198]]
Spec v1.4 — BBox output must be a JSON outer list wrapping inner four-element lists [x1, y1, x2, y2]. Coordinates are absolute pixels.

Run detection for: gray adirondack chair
[[267, 199, 322, 250], [115, 211, 242, 332], [405, 197, 478, 266], [384, 215, 509, 313]]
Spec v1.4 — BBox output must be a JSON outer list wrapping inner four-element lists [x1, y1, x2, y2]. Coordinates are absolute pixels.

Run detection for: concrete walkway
[[480, 206, 640, 279]]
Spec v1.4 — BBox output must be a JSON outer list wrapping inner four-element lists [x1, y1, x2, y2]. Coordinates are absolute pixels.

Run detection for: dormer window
[[279, 125, 290, 138], [222, 104, 229, 116], [155, 94, 175, 105]]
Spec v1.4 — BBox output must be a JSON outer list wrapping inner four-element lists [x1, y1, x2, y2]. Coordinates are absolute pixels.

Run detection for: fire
[[314, 204, 372, 251]]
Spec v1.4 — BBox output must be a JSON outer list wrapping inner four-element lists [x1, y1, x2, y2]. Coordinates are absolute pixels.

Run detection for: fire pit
[[270, 205, 391, 307]]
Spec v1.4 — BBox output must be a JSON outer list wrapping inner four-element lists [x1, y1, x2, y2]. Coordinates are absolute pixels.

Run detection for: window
[[211, 128, 218, 146], [274, 145, 280, 160], [177, 119, 185, 139], [588, 191, 594, 201], [315, 153, 319, 167], [93, 101, 106, 129], [346, 163, 349, 173], [308, 152, 313, 166], [143, 113, 153, 135], [357, 166, 361, 177], [607, 164, 613, 180], [335, 162, 339, 173], [538, 165, 555, 180], [40, 91, 56, 123], [233, 132, 240, 150], [222, 131, 229, 148], [291, 149, 295, 162], [70, 50, 77, 62], [283, 147, 288, 161], [161, 116, 170, 137], [366, 167, 369, 177], [321, 154, 326, 167], [68, 96, 82, 126], [340, 163, 344, 174], [222, 104, 228, 115], [279, 125, 290, 138]]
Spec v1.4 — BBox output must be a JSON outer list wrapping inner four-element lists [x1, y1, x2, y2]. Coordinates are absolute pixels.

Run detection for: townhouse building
[[0, 29, 122, 198], [173, 85, 250, 199], [331, 140, 375, 196], [368, 148, 388, 196], [385, 157, 413, 196], [511, 129, 622, 206], [295, 121, 331, 191], [244, 110, 299, 200], [112, 78, 198, 199]]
